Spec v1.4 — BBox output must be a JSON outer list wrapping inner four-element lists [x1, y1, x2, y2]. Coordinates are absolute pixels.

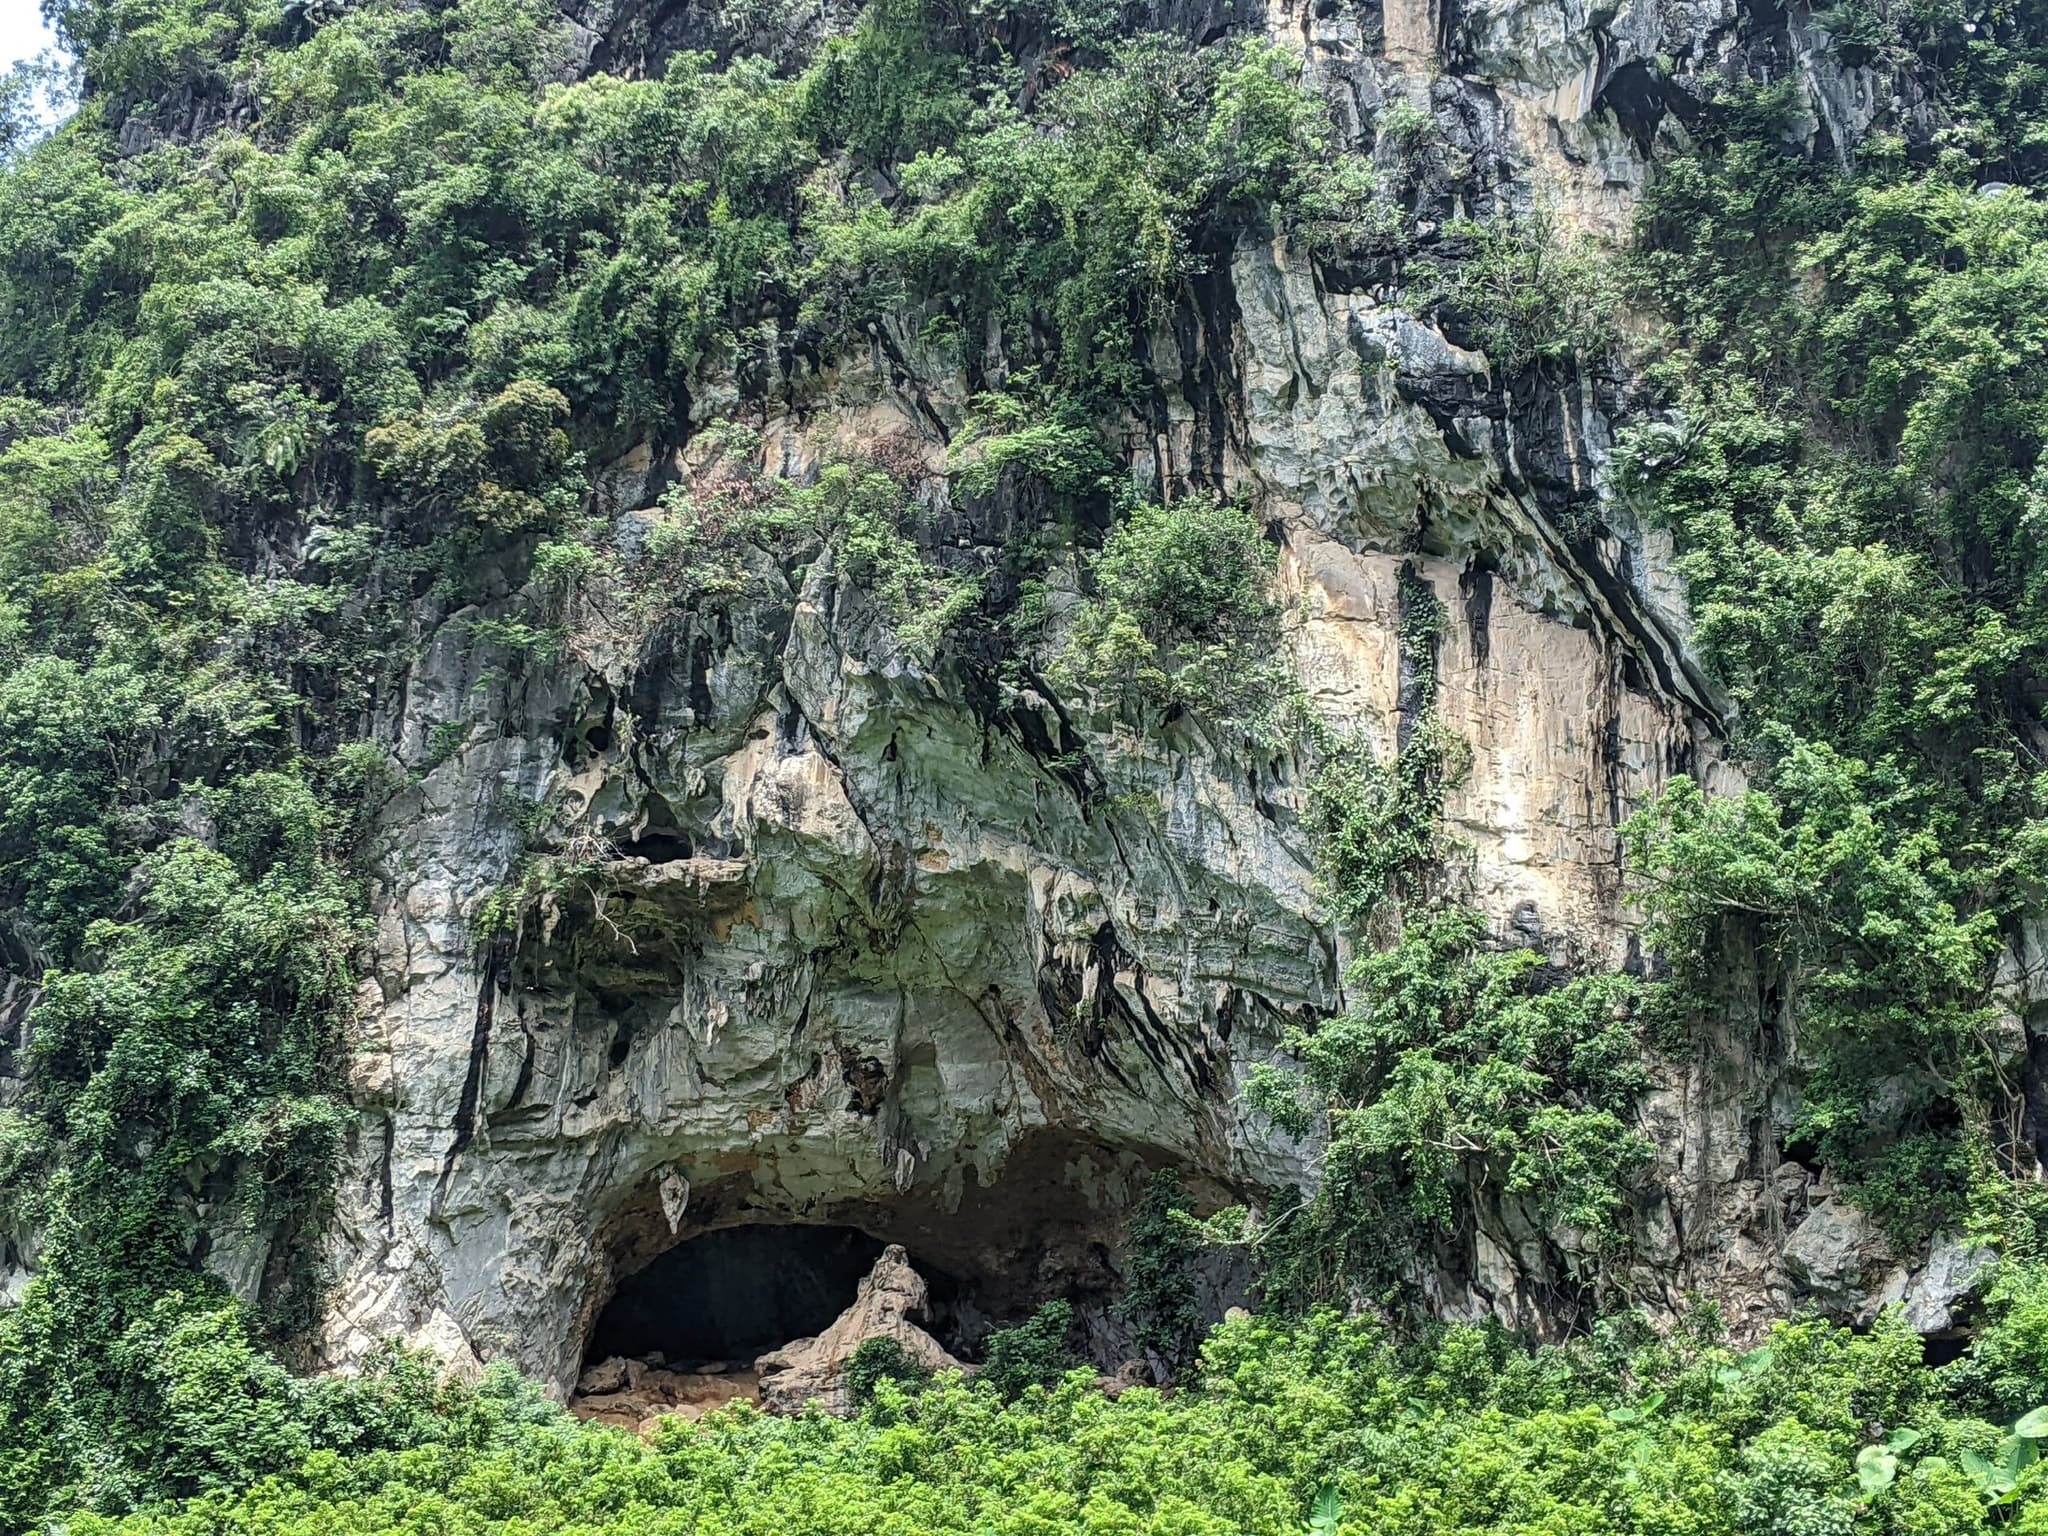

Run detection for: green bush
[[1416, 208, 1619, 373], [1115, 1171, 1206, 1371], [364, 380, 576, 535], [843, 1336, 932, 1406], [978, 1301, 1082, 1400], [1244, 905, 1653, 1306], [1055, 494, 1289, 736]]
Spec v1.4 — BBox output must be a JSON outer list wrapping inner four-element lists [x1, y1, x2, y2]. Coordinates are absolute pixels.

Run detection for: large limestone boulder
[[1782, 1197, 1891, 1308], [755, 1245, 963, 1414], [1784, 1197, 1994, 1331]]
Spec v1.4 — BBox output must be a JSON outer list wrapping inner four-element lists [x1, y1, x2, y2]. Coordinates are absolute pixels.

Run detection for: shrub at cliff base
[[33, 1286, 2048, 1536]]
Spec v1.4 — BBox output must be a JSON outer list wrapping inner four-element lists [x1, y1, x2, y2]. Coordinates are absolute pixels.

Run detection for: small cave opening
[[615, 829, 696, 864], [1923, 1330, 1972, 1368], [587, 1225, 891, 1369]]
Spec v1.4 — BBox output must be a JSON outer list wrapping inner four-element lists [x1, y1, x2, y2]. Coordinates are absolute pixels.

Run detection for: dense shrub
[[1054, 494, 1289, 736], [1242, 905, 1653, 1307], [843, 1337, 932, 1406], [47, 1300, 2048, 1535], [1618, 49, 2048, 1239], [978, 1301, 1082, 1400]]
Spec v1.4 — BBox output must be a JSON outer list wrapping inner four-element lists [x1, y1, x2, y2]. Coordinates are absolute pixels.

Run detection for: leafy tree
[[1244, 906, 1652, 1307], [1055, 493, 1289, 736], [979, 1301, 1081, 1399]]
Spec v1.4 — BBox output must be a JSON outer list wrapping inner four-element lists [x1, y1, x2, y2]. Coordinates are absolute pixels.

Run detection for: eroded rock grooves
[[10, 0, 2019, 1397], [315, 0, 2013, 1390]]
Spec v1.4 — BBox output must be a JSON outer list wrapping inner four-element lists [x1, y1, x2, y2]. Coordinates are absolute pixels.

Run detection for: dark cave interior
[[576, 1137, 1225, 1384], [585, 1224, 908, 1368]]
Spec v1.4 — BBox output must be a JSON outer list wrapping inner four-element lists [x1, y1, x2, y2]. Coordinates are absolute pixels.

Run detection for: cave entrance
[[586, 1224, 888, 1369]]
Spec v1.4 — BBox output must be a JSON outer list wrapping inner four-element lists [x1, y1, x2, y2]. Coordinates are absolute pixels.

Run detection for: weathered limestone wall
[[288, 0, 1985, 1386]]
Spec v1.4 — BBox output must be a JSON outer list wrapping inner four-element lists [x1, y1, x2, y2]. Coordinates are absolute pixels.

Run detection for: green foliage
[[364, 380, 577, 535], [47, 1295, 2048, 1535], [528, 537, 596, 598], [1618, 51, 2048, 1240], [947, 374, 1117, 503], [1417, 207, 1619, 373], [793, 24, 1371, 399], [1115, 1171, 1205, 1371], [0, 773, 362, 1522], [469, 844, 610, 946], [1800, 1, 2048, 177], [1055, 493, 1289, 737], [793, 0, 972, 167], [1947, 1261, 2048, 1421], [1304, 727, 1451, 926], [1306, 565, 1454, 926], [843, 1336, 932, 1406], [1625, 750, 2004, 1244], [0, 657, 158, 955], [1245, 906, 1652, 1307], [0, 1293, 566, 1522], [978, 1301, 1082, 1400]]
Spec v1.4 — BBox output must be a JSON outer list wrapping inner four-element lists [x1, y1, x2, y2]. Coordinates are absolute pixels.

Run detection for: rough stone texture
[[4, 0, 2023, 1394], [1782, 1198, 1996, 1336], [303, 246, 1744, 1387], [570, 1360, 762, 1431], [755, 1245, 965, 1414], [404, 1308, 488, 1387], [294, 0, 2022, 1392]]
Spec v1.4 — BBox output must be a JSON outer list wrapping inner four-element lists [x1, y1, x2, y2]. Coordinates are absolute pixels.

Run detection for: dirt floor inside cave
[[568, 1354, 762, 1431]]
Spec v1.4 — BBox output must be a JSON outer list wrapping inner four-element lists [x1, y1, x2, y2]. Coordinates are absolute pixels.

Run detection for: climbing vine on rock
[[1115, 1170, 1207, 1372], [1304, 562, 1457, 929]]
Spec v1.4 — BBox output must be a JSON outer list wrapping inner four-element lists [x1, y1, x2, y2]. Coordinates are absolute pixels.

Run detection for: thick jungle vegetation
[[0, 0, 2045, 1530]]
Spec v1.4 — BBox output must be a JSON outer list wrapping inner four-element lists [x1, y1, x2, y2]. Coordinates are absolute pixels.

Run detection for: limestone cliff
[[3, 0, 2004, 1393]]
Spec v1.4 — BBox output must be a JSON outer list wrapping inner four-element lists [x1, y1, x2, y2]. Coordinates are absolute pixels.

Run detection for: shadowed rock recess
[[2, 0, 2036, 1412]]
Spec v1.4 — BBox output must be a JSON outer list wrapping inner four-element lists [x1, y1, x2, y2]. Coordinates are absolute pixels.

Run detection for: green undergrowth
[[1615, 12, 2048, 1243], [51, 1292, 2048, 1536]]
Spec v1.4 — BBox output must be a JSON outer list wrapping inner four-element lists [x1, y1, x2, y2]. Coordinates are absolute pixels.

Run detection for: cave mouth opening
[[586, 1224, 907, 1371]]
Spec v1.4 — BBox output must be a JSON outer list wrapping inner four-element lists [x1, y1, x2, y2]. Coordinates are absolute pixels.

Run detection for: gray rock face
[[320, 483, 1339, 1384], [299, 0, 2008, 1393], [0, 0, 1995, 1394], [1783, 1199, 1994, 1336]]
